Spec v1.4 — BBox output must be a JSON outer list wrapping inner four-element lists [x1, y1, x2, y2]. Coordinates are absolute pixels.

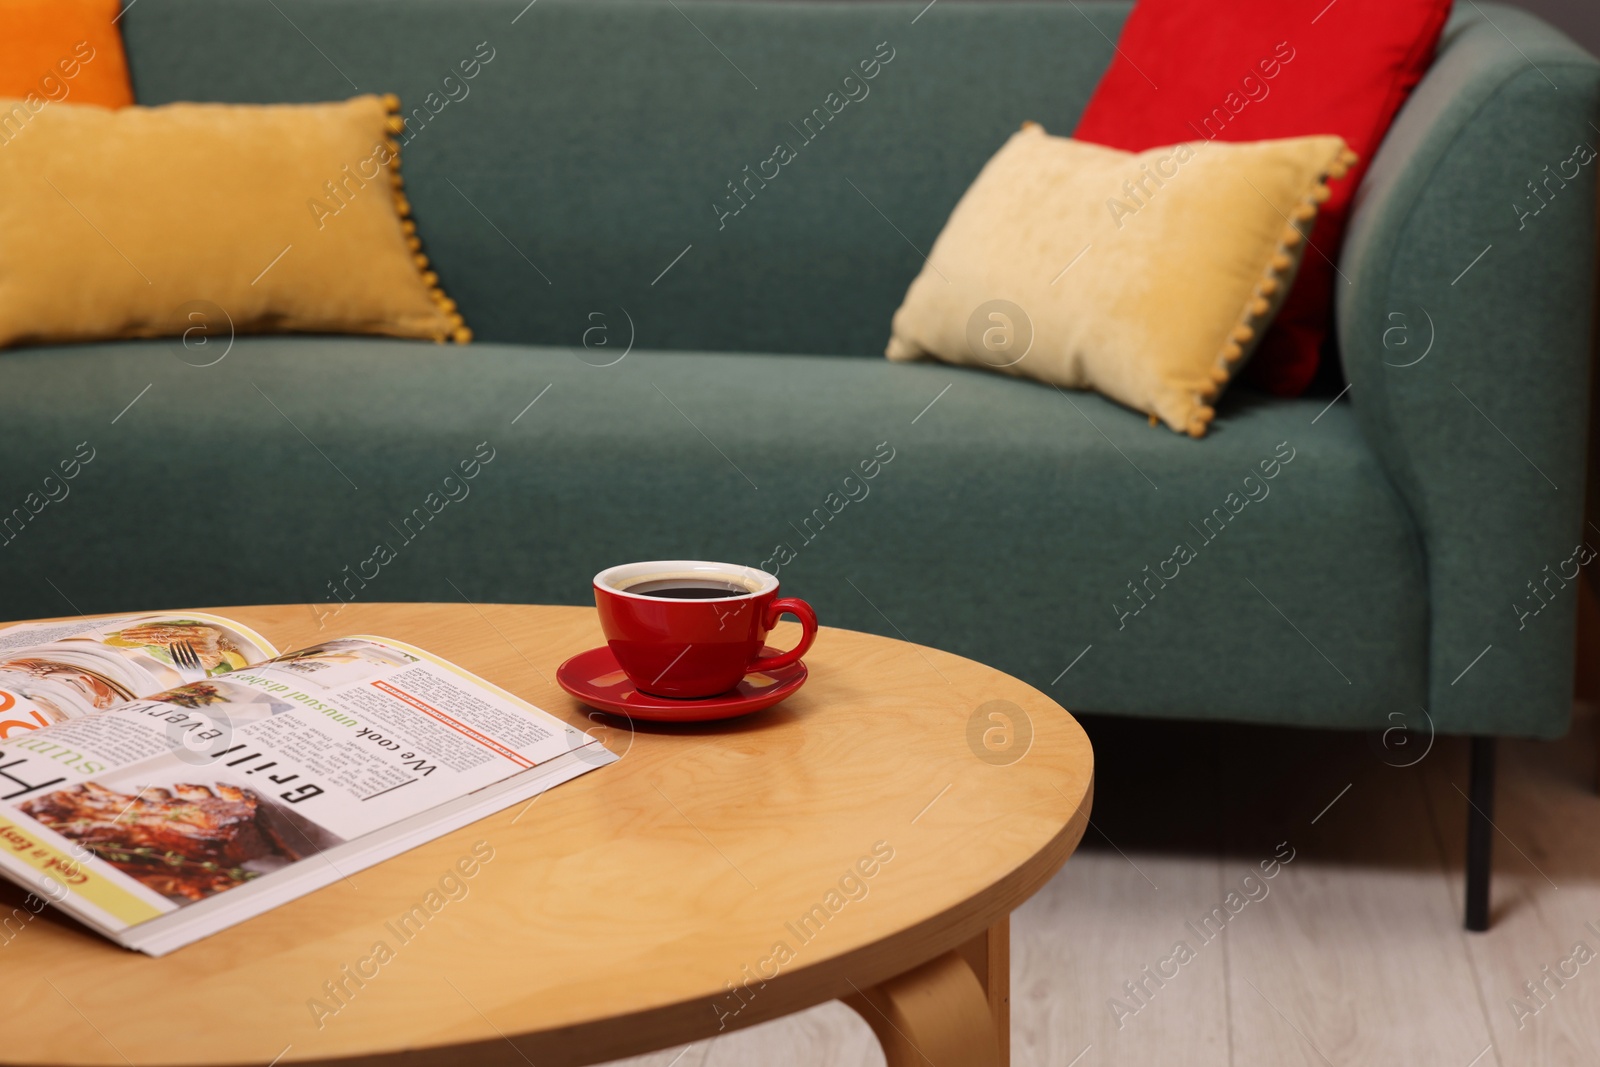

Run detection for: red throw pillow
[[1074, 0, 1452, 396]]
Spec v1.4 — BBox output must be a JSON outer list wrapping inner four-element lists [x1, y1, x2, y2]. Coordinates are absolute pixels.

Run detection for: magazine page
[[0, 612, 279, 735], [0, 634, 608, 949]]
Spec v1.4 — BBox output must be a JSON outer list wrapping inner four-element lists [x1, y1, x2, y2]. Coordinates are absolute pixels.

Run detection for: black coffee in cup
[[623, 577, 751, 599]]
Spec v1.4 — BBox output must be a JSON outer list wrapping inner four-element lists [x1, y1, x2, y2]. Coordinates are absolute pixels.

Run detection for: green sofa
[[0, 0, 1594, 920]]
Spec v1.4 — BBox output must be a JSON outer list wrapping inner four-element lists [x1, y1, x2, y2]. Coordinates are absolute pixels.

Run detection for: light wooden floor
[[603, 701, 1600, 1067]]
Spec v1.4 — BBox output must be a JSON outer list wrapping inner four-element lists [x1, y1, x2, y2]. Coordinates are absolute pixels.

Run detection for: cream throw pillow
[[0, 94, 466, 349], [886, 124, 1355, 436]]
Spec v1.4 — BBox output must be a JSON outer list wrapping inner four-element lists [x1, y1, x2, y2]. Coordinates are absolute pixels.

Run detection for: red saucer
[[556, 645, 808, 723]]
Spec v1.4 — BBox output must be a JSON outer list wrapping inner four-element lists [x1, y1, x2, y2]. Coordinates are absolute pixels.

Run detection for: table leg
[[844, 919, 1009, 1067], [961, 917, 1010, 1063]]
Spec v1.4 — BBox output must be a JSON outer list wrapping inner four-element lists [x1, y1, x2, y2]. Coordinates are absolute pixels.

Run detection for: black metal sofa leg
[[1465, 736, 1496, 932]]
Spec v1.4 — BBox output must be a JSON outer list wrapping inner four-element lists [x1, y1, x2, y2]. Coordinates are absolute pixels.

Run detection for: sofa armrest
[[1338, 3, 1599, 738]]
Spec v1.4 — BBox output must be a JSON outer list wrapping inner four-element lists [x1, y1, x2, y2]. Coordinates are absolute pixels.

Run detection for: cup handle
[[749, 597, 817, 673]]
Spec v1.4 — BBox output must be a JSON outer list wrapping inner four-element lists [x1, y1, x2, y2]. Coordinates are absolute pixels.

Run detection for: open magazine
[[0, 612, 614, 956]]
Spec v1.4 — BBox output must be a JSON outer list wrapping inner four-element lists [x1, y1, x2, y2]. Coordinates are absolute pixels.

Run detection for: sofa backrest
[[120, 0, 1126, 356]]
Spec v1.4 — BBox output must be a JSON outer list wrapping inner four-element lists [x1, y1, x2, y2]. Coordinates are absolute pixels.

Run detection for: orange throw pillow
[[0, 0, 133, 110]]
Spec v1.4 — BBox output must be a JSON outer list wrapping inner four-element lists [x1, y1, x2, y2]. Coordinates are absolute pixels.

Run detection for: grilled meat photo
[[21, 781, 300, 901]]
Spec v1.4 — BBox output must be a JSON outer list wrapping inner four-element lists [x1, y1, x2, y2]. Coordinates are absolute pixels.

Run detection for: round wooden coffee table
[[3, 603, 1092, 1067]]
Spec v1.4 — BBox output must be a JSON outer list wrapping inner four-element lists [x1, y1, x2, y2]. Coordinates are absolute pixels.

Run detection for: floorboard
[[1217, 726, 1496, 1067], [1424, 701, 1600, 1067]]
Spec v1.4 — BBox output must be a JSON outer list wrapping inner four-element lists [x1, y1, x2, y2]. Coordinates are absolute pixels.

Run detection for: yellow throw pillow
[[886, 124, 1355, 436], [0, 93, 465, 349]]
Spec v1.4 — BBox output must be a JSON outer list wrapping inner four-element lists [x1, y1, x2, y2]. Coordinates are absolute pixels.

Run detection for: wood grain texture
[[1425, 704, 1600, 1067], [0, 603, 1093, 1067], [594, 706, 1600, 1066], [957, 916, 1010, 1062], [1010, 850, 1231, 1067], [845, 947, 1001, 1066], [602, 1001, 884, 1067], [1223, 802, 1495, 1065]]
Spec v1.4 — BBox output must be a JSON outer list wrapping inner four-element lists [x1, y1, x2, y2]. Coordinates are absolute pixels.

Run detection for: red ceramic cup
[[593, 560, 818, 699]]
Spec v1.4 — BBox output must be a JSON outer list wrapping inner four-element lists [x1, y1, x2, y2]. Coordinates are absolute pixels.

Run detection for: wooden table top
[[3, 603, 1093, 1067]]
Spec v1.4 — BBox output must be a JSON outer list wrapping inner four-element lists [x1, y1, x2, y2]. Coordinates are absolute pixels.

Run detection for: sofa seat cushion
[[0, 337, 1426, 729]]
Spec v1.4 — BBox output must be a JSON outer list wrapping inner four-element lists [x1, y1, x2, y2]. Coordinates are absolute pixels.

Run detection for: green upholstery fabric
[[120, 0, 1125, 357], [0, 339, 1426, 729], [1340, 4, 1599, 737], [0, 0, 1590, 740]]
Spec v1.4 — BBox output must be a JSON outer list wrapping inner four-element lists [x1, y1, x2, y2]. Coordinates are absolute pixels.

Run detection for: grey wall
[[753, 0, 1599, 59], [1506, 0, 1599, 55]]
